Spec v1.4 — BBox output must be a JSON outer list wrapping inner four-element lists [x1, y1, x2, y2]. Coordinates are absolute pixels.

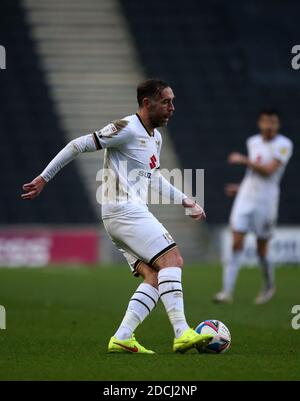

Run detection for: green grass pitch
[[0, 265, 299, 381]]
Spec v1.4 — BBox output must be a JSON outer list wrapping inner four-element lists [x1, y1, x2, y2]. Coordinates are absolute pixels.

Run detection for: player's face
[[258, 114, 280, 140], [148, 87, 175, 127]]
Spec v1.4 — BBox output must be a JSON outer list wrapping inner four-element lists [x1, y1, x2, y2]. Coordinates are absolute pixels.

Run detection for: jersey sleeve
[[93, 119, 134, 149], [151, 169, 187, 204], [273, 139, 293, 164], [41, 134, 98, 182]]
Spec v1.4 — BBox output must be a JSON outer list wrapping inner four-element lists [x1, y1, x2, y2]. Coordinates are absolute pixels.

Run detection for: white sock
[[114, 283, 159, 340], [158, 267, 189, 339], [259, 256, 275, 290], [223, 250, 243, 295]]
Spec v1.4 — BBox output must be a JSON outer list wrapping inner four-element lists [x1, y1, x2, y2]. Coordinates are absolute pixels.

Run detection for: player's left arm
[[150, 169, 206, 220], [151, 132, 205, 220]]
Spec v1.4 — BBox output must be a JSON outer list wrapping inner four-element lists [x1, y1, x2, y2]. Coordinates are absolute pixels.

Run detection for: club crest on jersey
[[97, 119, 128, 138], [139, 139, 147, 148], [149, 154, 157, 169], [280, 147, 288, 156]]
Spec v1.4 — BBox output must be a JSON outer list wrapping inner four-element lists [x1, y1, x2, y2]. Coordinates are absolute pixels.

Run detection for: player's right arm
[[21, 119, 131, 200], [21, 133, 99, 200], [228, 152, 282, 176], [227, 136, 293, 177]]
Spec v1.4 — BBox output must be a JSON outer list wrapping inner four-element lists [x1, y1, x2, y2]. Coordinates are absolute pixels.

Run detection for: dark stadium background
[[1, 0, 299, 227], [1, 0, 299, 268], [0, 0, 300, 382]]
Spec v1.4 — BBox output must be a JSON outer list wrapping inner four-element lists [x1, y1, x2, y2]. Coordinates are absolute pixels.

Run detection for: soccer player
[[214, 109, 293, 304], [22, 79, 213, 354]]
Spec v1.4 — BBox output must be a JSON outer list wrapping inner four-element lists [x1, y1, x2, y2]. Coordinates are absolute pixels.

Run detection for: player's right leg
[[108, 261, 159, 354], [214, 205, 251, 303], [152, 248, 213, 353], [213, 231, 245, 303]]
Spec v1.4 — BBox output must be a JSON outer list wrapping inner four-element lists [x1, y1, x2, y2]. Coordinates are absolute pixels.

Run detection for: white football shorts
[[230, 203, 277, 239], [102, 205, 176, 277]]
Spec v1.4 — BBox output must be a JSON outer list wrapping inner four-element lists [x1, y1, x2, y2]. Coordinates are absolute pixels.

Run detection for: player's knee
[[154, 248, 184, 269], [137, 262, 158, 288], [233, 241, 243, 252], [232, 232, 245, 252], [257, 246, 267, 259], [257, 251, 266, 259], [257, 240, 268, 258], [143, 270, 158, 288], [233, 238, 244, 251], [175, 255, 184, 268]]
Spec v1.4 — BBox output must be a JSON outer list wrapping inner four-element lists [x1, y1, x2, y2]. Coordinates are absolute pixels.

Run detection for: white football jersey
[[93, 113, 162, 218], [233, 133, 293, 215]]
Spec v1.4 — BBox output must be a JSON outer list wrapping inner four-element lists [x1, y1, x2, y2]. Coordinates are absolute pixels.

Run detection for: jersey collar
[[136, 113, 154, 137], [260, 132, 280, 142]]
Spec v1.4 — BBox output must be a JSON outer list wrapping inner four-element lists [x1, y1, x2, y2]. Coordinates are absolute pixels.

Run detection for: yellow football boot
[[108, 334, 155, 354], [173, 328, 213, 353]]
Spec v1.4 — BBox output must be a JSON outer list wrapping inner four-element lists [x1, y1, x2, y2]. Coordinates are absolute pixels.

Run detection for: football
[[195, 320, 231, 353]]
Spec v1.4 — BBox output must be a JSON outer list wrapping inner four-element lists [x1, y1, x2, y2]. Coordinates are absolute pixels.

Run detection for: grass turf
[[0, 265, 299, 381]]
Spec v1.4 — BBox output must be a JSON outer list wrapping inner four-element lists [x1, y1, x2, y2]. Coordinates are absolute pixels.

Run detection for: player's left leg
[[153, 248, 213, 353], [108, 262, 159, 354], [214, 207, 251, 304], [254, 238, 276, 304]]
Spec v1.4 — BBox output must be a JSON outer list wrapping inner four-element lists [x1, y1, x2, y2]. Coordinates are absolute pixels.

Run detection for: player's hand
[[224, 183, 239, 197], [228, 152, 248, 165], [182, 198, 206, 221], [21, 175, 47, 200]]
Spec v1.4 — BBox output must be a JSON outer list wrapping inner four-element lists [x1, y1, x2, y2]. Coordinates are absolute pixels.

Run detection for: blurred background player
[[214, 110, 293, 304]]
